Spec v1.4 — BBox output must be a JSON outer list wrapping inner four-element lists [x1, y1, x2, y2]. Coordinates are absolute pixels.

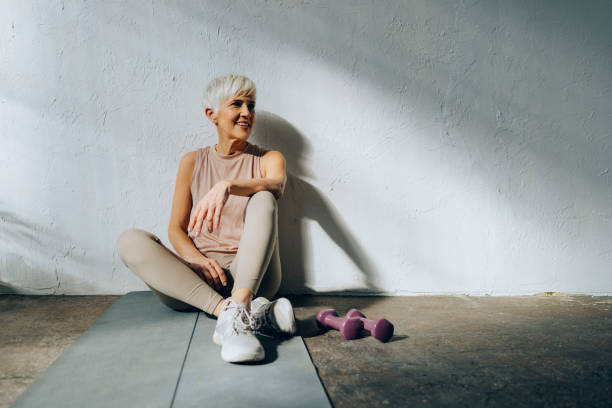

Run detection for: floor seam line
[[300, 336, 334, 407], [170, 311, 199, 408]]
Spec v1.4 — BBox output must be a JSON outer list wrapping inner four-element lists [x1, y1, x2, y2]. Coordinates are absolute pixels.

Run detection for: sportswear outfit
[[116, 142, 295, 362]]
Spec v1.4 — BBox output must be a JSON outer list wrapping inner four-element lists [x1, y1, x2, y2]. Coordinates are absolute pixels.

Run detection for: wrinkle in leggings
[[116, 190, 281, 315]]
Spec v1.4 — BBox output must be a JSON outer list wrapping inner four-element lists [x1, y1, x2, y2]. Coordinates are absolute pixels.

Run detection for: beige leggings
[[116, 191, 281, 315]]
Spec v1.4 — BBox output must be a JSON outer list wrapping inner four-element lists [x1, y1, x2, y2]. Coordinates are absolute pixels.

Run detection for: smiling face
[[206, 94, 256, 142]]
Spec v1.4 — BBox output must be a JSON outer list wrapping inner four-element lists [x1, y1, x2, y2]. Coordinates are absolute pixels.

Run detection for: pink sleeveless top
[[190, 141, 268, 255]]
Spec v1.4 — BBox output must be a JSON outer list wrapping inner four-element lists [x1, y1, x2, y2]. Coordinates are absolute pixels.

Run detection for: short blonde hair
[[203, 74, 256, 113]]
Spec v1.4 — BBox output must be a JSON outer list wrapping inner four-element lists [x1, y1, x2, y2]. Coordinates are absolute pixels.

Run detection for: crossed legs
[[116, 191, 281, 316]]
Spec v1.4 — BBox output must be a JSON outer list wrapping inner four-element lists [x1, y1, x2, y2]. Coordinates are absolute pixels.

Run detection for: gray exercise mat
[[12, 291, 331, 408], [173, 313, 331, 408], [12, 291, 197, 408]]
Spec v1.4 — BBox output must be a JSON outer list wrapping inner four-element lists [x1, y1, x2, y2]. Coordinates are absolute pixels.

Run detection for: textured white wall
[[1, 1, 611, 295]]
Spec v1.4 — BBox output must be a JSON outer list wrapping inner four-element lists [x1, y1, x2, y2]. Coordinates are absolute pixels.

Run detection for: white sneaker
[[212, 299, 264, 363], [250, 297, 297, 337]]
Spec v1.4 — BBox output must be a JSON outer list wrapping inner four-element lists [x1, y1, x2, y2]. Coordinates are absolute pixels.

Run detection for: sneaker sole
[[273, 298, 297, 335], [221, 347, 265, 363]]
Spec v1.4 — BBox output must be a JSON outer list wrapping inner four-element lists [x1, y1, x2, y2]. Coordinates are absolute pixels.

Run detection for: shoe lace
[[228, 302, 256, 335], [250, 301, 275, 332]]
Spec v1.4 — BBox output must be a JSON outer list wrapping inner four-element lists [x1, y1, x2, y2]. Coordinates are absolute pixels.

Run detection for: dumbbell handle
[[346, 309, 394, 343], [316, 309, 363, 340]]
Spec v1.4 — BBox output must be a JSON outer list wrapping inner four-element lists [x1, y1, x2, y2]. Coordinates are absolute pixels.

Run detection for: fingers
[[187, 205, 199, 233], [190, 195, 226, 236], [187, 260, 227, 290], [188, 261, 211, 286], [206, 263, 222, 289], [206, 207, 214, 233], [193, 206, 209, 237], [203, 203, 222, 234], [202, 270, 215, 288], [212, 260, 227, 287], [202, 260, 227, 290], [213, 203, 222, 231]]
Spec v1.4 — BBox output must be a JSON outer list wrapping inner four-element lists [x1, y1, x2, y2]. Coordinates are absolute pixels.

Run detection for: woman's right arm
[[167, 151, 205, 263], [167, 152, 228, 289]]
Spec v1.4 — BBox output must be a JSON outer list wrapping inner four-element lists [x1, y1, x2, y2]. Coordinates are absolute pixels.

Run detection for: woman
[[116, 74, 296, 364]]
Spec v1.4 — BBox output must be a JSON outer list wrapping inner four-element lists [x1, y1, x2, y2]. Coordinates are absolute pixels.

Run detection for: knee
[[249, 190, 277, 214], [116, 228, 154, 266]]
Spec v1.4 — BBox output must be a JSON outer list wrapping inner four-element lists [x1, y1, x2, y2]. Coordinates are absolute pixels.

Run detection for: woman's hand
[[186, 257, 228, 290], [188, 180, 231, 236]]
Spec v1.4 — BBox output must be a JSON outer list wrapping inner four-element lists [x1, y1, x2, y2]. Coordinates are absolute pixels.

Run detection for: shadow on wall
[[0, 205, 60, 294], [0, 282, 23, 294], [0, 113, 382, 296], [0, 203, 102, 295], [250, 111, 383, 296]]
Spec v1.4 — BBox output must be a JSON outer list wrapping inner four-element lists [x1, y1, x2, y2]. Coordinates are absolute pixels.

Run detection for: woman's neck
[[215, 139, 247, 156]]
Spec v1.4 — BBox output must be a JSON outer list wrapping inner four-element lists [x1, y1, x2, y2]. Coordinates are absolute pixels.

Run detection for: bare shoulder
[[169, 150, 199, 231], [261, 150, 286, 179], [262, 150, 286, 163], [181, 150, 198, 166], [175, 150, 199, 185]]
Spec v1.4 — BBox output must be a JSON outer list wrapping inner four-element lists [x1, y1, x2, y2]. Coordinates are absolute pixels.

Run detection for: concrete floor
[[1, 294, 611, 407]]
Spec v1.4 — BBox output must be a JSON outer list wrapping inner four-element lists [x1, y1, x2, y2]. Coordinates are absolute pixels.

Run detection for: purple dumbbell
[[346, 309, 394, 343], [316, 309, 364, 340]]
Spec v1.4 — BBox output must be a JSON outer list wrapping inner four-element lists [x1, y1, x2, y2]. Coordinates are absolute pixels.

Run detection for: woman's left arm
[[189, 151, 287, 236], [226, 150, 287, 199]]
